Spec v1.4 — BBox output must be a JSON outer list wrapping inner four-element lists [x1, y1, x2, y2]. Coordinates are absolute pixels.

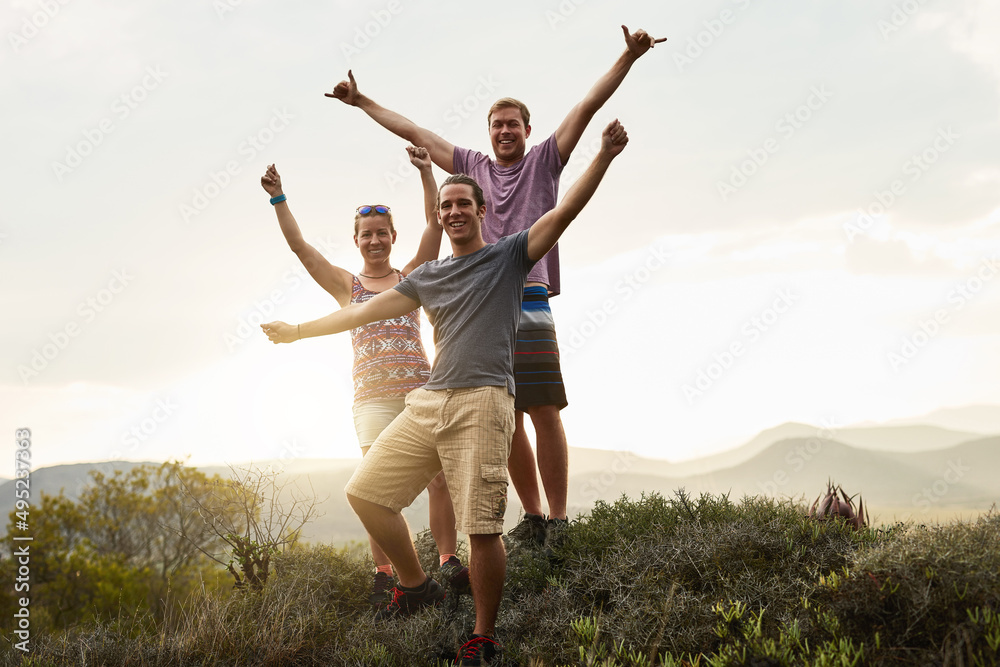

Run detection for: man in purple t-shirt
[[326, 25, 664, 550]]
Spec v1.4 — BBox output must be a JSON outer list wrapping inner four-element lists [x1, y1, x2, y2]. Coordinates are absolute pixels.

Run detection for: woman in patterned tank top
[[260, 147, 470, 604]]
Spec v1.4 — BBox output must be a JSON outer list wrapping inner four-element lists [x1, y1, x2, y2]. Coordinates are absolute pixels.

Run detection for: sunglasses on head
[[357, 205, 391, 215]]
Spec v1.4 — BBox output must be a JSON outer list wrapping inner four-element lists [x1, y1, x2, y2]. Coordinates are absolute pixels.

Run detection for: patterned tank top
[[349, 272, 431, 403]]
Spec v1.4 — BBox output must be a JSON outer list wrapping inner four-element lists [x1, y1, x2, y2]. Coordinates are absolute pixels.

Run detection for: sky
[[3, 0, 1000, 470]]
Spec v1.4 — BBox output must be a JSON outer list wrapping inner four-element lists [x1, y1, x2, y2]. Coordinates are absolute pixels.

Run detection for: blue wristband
[[270, 194, 287, 205]]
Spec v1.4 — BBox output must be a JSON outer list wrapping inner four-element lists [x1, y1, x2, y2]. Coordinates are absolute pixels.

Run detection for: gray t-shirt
[[394, 230, 535, 395]]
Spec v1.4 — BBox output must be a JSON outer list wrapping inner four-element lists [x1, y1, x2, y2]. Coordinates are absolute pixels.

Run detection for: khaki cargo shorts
[[345, 385, 515, 535]]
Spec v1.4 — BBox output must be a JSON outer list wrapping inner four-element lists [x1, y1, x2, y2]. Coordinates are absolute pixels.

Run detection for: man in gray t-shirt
[[326, 27, 664, 546], [262, 121, 629, 661]]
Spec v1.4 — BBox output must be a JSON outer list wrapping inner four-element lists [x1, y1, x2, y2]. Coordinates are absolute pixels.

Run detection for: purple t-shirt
[[453, 133, 564, 296]]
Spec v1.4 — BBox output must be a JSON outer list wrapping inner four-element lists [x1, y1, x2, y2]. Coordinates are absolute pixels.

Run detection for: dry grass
[[5, 493, 999, 666]]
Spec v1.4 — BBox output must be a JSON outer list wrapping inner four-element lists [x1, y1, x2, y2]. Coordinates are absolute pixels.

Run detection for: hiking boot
[[454, 634, 501, 666], [367, 570, 395, 606], [508, 512, 546, 548], [544, 517, 568, 559], [374, 576, 445, 620], [439, 555, 471, 596]]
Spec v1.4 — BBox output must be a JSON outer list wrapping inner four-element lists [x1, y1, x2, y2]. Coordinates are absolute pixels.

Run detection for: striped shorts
[[514, 286, 568, 411]]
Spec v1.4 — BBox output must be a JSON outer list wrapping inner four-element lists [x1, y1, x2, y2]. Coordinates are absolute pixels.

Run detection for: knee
[[346, 491, 365, 513], [347, 492, 384, 518]]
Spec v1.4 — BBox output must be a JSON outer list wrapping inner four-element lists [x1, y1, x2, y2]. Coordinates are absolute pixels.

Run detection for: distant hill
[[566, 435, 1000, 524], [4, 425, 998, 544], [873, 405, 1000, 434], [654, 422, 986, 477]]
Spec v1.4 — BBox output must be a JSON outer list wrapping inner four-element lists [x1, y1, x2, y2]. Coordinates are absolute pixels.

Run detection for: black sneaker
[[368, 570, 395, 606], [454, 634, 501, 666], [439, 555, 471, 596], [508, 512, 546, 547], [544, 517, 568, 558], [374, 576, 445, 620]]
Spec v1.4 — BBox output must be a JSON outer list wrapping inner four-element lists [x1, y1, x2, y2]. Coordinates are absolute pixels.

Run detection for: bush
[[5, 493, 999, 666]]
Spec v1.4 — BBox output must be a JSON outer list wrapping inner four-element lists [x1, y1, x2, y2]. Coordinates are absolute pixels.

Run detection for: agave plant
[[809, 480, 868, 530]]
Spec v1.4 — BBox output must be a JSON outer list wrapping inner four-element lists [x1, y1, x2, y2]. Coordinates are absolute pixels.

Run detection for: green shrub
[[6, 494, 999, 666]]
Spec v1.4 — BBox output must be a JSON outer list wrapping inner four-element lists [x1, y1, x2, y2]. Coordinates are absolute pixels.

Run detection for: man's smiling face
[[489, 106, 530, 166]]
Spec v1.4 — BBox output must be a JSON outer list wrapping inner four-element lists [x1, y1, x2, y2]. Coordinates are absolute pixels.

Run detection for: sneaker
[[439, 555, 471, 596], [508, 512, 546, 548], [374, 576, 445, 620], [544, 517, 569, 558], [454, 634, 501, 666], [368, 570, 395, 606]]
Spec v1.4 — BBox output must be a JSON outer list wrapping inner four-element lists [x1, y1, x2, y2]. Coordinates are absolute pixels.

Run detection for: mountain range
[[4, 407, 999, 544]]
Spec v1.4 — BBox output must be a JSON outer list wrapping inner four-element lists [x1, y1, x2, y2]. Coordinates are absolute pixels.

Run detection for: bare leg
[[347, 493, 426, 588], [469, 533, 506, 636], [528, 405, 568, 520], [507, 411, 545, 516], [426, 471, 458, 555], [360, 445, 394, 567]]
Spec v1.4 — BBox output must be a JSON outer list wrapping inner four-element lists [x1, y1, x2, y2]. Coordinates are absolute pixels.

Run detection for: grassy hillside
[[5, 492, 999, 666]]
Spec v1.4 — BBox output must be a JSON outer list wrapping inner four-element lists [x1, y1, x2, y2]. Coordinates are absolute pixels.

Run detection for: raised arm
[[401, 146, 443, 276], [554, 25, 664, 165], [326, 70, 456, 174], [261, 288, 419, 344], [527, 120, 628, 261], [261, 164, 353, 306]]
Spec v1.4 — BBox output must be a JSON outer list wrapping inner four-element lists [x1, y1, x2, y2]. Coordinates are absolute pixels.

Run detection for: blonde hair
[[487, 98, 530, 128]]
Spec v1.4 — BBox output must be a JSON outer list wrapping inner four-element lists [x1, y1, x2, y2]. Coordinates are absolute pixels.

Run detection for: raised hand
[[601, 119, 629, 159], [261, 321, 298, 344], [621, 25, 666, 59], [325, 69, 361, 106], [261, 163, 283, 196], [406, 145, 432, 171]]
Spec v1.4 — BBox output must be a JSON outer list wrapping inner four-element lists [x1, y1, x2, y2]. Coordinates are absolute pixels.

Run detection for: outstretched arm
[[261, 164, 353, 306], [401, 146, 443, 276], [554, 25, 664, 165], [261, 288, 419, 344], [527, 120, 629, 261], [326, 70, 456, 173]]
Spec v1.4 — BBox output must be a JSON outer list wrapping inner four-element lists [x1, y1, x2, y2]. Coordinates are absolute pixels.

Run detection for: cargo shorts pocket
[[481, 464, 509, 520]]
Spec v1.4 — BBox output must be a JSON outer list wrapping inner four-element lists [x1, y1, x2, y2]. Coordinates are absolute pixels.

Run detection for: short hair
[[353, 209, 395, 236], [437, 173, 485, 210], [487, 97, 530, 128]]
